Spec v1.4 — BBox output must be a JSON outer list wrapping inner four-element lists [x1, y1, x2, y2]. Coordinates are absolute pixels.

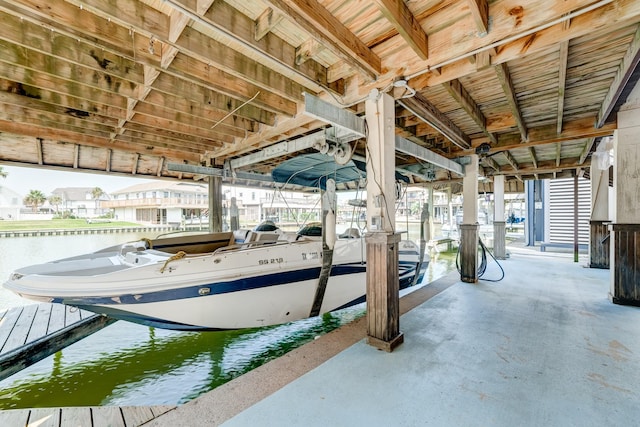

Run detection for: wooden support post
[[493, 174, 506, 259], [366, 232, 403, 351], [209, 176, 223, 232], [590, 139, 611, 269], [610, 107, 640, 305], [365, 91, 402, 351], [460, 154, 479, 283]]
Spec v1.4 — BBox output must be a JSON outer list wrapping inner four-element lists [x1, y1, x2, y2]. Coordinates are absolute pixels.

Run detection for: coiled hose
[[456, 237, 505, 282]]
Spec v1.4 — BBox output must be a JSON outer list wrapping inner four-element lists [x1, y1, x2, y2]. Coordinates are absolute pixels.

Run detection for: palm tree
[[91, 187, 105, 216], [48, 194, 63, 215], [24, 190, 46, 213]]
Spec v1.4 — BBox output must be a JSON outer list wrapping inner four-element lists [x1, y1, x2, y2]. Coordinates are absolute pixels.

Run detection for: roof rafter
[[596, 23, 640, 127], [373, 0, 429, 60], [466, 0, 489, 35], [493, 62, 528, 142], [266, 0, 381, 79], [398, 93, 472, 150], [556, 40, 569, 134], [442, 79, 497, 144], [503, 150, 519, 171]]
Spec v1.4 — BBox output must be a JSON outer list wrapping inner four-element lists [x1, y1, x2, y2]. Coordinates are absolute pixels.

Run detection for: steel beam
[[395, 136, 464, 176]]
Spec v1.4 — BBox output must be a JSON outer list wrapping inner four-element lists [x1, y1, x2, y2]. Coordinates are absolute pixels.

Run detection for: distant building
[[50, 187, 110, 218], [102, 181, 210, 226], [0, 185, 22, 220]]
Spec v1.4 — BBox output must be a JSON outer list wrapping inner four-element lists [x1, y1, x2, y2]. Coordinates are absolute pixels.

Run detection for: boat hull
[[5, 234, 428, 330]]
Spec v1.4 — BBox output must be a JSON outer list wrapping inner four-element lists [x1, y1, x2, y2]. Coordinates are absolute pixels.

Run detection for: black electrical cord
[[455, 236, 505, 282]]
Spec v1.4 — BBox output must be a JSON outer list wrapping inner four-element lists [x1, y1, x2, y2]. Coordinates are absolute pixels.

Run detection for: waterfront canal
[[0, 227, 456, 409]]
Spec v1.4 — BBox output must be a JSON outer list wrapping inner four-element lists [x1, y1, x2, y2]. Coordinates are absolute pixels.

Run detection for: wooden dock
[[0, 405, 176, 427], [0, 303, 116, 381]]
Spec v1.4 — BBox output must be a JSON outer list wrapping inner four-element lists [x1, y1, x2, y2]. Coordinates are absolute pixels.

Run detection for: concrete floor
[[150, 246, 640, 426]]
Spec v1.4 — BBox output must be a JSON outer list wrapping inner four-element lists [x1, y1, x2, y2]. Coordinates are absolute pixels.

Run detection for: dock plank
[[60, 407, 92, 426], [0, 408, 30, 427], [91, 407, 125, 427], [121, 407, 155, 426], [0, 306, 25, 353], [64, 306, 82, 327], [25, 304, 53, 345], [0, 312, 116, 381], [2, 305, 39, 354], [47, 303, 66, 334], [27, 408, 61, 427]]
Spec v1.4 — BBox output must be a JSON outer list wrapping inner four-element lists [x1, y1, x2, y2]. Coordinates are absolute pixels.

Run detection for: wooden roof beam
[[556, 143, 562, 167], [579, 137, 597, 165], [493, 62, 528, 142], [529, 147, 538, 169], [373, 0, 429, 60], [255, 7, 284, 41], [466, 0, 489, 36], [556, 40, 569, 134], [267, 0, 381, 79], [483, 156, 500, 172], [452, 118, 616, 157], [442, 79, 497, 144], [398, 93, 471, 150], [503, 150, 519, 171], [596, 24, 640, 127]]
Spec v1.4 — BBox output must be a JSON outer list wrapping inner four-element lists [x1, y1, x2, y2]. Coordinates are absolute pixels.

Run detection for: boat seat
[[233, 228, 251, 244], [339, 228, 361, 239], [244, 231, 280, 245]]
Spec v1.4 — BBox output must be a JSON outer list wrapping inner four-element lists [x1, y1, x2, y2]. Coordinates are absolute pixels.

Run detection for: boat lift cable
[[455, 237, 505, 282]]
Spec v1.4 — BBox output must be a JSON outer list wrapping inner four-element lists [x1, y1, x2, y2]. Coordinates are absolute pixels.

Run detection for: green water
[[0, 231, 457, 409]]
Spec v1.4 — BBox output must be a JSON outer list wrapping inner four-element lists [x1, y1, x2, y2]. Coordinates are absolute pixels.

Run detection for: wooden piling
[[366, 232, 403, 352]]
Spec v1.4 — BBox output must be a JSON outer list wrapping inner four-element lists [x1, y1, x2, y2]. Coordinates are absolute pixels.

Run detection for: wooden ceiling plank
[[73, 144, 79, 169], [0, 119, 200, 162], [372, 0, 429, 60], [442, 78, 497, 144], [0, 10, 143, 84], [411, 0, 640, 90], [557, 41, 569, 134], [398, 93, 472, 150], [169, 0, 330, 93], [596, 23, 640, 127], [0, 79, 126, 121], [466, 0, 489, 36], [142, 90, 257, 133], [150, 73, 277, 125], [455, 118, 616, 157], [493, 62, 528, 142], [266, 0, 381, 78]]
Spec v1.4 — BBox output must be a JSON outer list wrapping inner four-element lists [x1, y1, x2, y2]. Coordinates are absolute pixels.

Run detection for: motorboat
[[5, 154, 430, 331], [4, 225, 429, 330]]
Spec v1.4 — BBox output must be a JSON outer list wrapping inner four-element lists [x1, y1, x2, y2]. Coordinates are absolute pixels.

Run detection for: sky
[[0, 165, 158, 197]]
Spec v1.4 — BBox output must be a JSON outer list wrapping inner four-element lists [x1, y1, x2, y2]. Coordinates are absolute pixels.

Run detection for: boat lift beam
[[229, 131, 325, 169], [302, 93, 465, 178], [166, 163, 273, 183]]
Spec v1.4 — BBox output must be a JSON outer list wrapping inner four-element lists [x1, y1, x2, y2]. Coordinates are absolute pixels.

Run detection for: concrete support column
[[610, 106, 640, 305], [365, 91, 402, 351], [589, 139, 611, 269], [493, 175, 506, 259], [209, 176, 223, 232], [460, 154, 479, 283]]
